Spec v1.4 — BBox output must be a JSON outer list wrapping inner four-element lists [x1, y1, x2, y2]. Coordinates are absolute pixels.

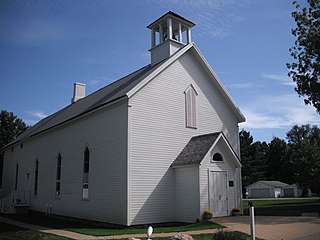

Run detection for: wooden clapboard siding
[[128, 50, 240, 224], [2, 100, 128, 225]]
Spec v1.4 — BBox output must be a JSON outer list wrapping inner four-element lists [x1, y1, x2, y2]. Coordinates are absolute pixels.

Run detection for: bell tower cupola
[[147, 11, 195, 65]]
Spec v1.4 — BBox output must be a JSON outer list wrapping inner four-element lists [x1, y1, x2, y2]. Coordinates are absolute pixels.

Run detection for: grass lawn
[[0, 222, 70, 240], [2, 213, 223, 236], [141, 231, 251, 240], [65, 221, 223, 236], [243, 198, 320, 216]]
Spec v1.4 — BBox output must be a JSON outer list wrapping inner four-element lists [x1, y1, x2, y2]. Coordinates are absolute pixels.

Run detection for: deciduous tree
[[266, 137, 292, 183], [287, 124, 320, 194], [0, 110, 28, 186], [287, 0, 320, 113]]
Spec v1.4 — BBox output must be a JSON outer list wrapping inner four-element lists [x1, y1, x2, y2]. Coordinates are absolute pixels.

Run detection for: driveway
[[212, 216, 320, 240]]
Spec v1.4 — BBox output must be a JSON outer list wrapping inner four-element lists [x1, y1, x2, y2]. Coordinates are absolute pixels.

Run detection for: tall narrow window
[[56, 154, 62, 198], [82, 147, 90, 199], [34, 160, 39, 196], [185, 85, 197, 128], [14, 164, 19, 190]]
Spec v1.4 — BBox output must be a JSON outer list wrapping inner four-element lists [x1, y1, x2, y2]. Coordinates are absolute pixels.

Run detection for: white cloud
[[24, 119, 38, 126], [148, 0, 245, 38], [262, 73, 296, 87], [27, 110, 47, 119], [88, 79, 101, 86], [240, 94, 320, 129], [226, 82, 254, 89], [0, 15, 71, 46]]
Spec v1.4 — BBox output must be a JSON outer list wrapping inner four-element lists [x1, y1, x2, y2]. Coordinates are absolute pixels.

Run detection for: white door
[[209, 171, 228, 217]]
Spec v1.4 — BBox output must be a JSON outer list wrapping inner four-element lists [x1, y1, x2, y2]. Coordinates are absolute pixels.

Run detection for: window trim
[[184, 84, 198, 129], [34, 159, 39, 197], [14, 164, 19, 190], [55, 153, 62, 199], [82, 146, 90, 200], [212, 152, 224, 162]]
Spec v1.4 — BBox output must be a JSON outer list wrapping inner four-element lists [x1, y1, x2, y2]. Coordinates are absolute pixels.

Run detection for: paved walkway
[[0, 216, 96, 240], [212, 216, 320, 240], [1, 215, 320, 240]]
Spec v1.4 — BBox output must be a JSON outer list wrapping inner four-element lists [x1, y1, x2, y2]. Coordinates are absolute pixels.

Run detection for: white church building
[[1, 11, 245, 226]]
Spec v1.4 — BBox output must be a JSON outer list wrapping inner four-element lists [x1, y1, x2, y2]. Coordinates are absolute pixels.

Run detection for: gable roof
[[4, 42, 245, 150], [127, 43, 245, 123], [171, 132, 241, 167], [3, 51, 181, 149], [171, 133, 221, 167], [246, 181, 289, 189]]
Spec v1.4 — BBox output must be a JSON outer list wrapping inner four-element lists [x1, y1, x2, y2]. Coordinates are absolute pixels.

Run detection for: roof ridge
[[191, 132, 221, 139], [78, 64, 150, 104]]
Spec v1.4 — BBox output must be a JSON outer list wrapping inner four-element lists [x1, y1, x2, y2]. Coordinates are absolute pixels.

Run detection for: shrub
[[213, 231, 248, 240], [203, 210, 213, 215], [202, 210, 213, 220]]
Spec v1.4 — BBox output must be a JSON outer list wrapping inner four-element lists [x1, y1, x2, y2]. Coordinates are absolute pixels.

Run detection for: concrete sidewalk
[[0, 216, 223, 240], [212, 216, 320, 240], [0, 216, 96, 240]]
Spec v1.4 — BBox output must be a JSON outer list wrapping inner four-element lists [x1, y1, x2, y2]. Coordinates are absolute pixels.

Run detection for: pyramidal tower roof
[[147, 11, 196, 65]]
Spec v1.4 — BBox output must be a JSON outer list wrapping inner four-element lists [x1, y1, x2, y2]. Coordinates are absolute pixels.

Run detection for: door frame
[[208, 170, 228, 217]]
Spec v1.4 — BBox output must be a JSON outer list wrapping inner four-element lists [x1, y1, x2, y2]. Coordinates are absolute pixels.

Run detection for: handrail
[[13, 190, 30, 205], [0, 191, 14, 212], [0, 190, 30, 212]]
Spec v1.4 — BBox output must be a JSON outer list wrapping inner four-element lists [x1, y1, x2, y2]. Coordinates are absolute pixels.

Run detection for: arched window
[[34, 160, 39, 196], [82, 147, 90, 199], [185, 85, 197, 128], [14, 164, 19, 190], [56, 154, 62, 198], [212, 153, 223, 162]]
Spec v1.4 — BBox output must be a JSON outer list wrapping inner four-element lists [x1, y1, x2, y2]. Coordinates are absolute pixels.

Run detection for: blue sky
[[0, 0, 319, 142]]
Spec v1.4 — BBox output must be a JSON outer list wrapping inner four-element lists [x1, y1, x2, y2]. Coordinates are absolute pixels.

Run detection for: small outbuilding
[[245, 181, 301, 198]]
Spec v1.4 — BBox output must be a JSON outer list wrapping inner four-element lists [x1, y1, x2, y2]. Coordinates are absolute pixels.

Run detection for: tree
[[286, 124, 320, 195], [250, 141, 268, 182], [266, 137, 292, 183], [0, 110, 28, 186], [239, 130, 255, 195], [287, 0, 320, 113]]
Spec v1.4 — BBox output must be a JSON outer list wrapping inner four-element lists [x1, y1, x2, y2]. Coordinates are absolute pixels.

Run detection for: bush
[[213, 231, 248, 240], [202, 210, 213, 220], [232, 208, 240, 212], [203, 210, 213, 215]]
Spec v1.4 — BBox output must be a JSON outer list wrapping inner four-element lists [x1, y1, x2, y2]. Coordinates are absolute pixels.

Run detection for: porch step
[[0, 190, 30, 214]]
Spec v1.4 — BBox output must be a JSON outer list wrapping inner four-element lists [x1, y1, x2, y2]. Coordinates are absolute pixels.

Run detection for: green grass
[[0, 222, 70, 240], [128, 232, 251, 240], [243, 198, 320, 216], [69, 221, 222, 236], [2, 213, 223, 236]]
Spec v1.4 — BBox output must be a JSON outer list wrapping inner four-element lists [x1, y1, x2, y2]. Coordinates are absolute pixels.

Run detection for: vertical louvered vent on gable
[[185, 84, 197, 128]]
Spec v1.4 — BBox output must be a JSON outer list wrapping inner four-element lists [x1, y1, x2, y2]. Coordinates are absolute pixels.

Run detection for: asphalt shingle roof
[[258, 181, 289, 188], [171, 132, 221, 167], [4, 60, 169, 148]]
